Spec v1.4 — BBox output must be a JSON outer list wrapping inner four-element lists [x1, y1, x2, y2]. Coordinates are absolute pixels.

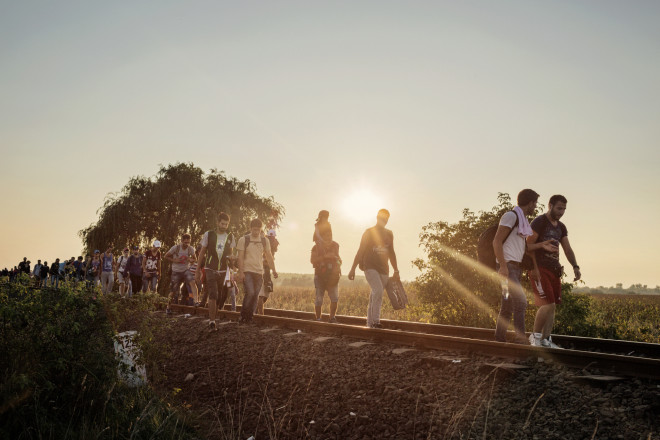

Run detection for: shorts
[[171, 270, 194, 289], [314, 274, 338, 306], [205, 269, 229, 303], [117, 271, 127, 284], [531, 267, 562, 306], [258, 281, 270, 299]]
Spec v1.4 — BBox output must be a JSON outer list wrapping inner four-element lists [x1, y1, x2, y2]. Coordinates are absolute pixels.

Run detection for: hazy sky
[[1, 1, 659, 287]]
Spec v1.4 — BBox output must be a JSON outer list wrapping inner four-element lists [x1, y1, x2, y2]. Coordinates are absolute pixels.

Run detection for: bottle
[[501, 279, 509, 300]]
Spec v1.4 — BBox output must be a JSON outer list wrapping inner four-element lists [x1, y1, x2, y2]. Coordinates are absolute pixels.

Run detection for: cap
[[94, 250, 100, 254], [153, 240, 162, 248], [267, 229, 277, 237], [316, 210, 330, 222], [132, 245, 139, 250], [123, 247, 129, 252]]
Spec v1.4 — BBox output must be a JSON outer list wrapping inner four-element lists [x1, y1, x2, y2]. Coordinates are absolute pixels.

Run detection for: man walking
[[33, 260, 43, 287], [493, 189, 556, 343], [347, 209, 400, 329], [100, 247, 115, 294], [236, 219, 278, 325], [527, 195, 581, 347], [126, 246, 143, 296], [196, 212, 237, 331], [311, 226, 341, 322], [165, 233, 197, 313]]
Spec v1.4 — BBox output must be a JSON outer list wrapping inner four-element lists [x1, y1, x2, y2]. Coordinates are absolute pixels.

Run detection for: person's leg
[[328, 284, 339, 320], [241, 272, 263, 322], [314, 275, 324, 320], [494, 264, 513, 342], [506, 264, 527, 343], [531, 267, 557, 341], [206, 271, 220, 325], [364, 269, 386, 327], [186, 270, 198, 304], [217, 272, 228, 311], [230, 285, 236, 311], [108, 272, 114, 293], [169, 272, 181, 308]]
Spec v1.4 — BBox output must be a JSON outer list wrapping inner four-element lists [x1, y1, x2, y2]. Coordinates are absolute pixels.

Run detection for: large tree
[[79, 163, 284, 257]]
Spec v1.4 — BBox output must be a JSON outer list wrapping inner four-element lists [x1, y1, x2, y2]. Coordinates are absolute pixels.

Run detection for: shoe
[[194, 302, 201, 307], [329, 317, 338, 324], [208, 321, 217, 331], [540, 338, 552, 347], [547, 336, 561, 349], [166, 308, 172, 315], [372, 323, 383, 329], [315, 318, 322, 322], [528, 332, 542, 346]]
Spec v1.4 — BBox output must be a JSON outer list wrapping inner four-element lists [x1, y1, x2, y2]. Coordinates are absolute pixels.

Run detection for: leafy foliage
[[79, 162, 284, 255], [0, 282, 197, 439]]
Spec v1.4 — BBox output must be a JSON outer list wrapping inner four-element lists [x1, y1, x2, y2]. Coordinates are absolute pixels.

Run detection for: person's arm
[[388, 231, 399, 280], [310, 246, 321, 266], [237, 248, 245, 282], [196, 245, 207, 282], [492, 225, 512, 278], [164, 247, 176, 263], [141, 256, 146, 275], [157, 255, 161, 276], [348, 232, 368, 280], [560, 237, 581, 281], [264, 246, 277, 278]]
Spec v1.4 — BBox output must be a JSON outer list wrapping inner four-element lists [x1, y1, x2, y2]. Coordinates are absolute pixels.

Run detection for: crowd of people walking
[[2, 192, 580, 345]]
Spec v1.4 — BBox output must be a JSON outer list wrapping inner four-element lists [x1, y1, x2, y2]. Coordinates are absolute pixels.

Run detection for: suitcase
[[385, 278, 409, 310]]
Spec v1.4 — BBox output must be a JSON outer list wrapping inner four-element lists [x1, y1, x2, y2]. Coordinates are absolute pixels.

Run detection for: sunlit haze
[[1, 1, 659, 288]]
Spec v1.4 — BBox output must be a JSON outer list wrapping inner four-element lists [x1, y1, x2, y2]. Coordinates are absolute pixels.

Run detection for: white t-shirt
[[496, 211, 526, 264]]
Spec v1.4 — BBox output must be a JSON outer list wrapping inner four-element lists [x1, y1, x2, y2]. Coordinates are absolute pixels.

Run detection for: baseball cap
[[132, 246, 139, 250], [123, 247, 129, 252], [267, 229, 277, 237], [153, 240, 162, 248], [94, 250, 100, 254]]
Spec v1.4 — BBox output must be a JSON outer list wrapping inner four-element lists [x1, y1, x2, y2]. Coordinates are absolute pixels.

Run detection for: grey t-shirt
[[167, 244, 195, 273]]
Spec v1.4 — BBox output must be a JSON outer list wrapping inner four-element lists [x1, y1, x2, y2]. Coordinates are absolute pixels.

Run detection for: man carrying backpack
[[311, 225, 341, 322], [165, 233, 197, 313], [492, 189, 554, 343], [527, 195, 581, 347], [236, 218, 278, 325], [347, 209, 399, 329], [255, 229, 280, 315], [196, 212, 237, 331]]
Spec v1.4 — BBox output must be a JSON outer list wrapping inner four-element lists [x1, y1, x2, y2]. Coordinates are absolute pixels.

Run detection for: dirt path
[[155, 314, 659, 439]]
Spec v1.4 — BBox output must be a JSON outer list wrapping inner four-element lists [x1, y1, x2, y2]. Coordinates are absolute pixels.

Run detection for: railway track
[[167, 304, 660, 380]]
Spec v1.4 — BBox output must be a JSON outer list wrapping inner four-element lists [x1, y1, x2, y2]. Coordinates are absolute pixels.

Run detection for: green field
[[268, 275, 660, 344]]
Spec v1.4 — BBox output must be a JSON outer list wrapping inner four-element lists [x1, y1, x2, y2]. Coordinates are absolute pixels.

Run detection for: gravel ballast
[[156, 314, 660, 439]]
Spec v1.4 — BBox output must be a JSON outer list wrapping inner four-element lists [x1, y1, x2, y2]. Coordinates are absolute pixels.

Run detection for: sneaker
[[166, 308, 172, 315], [540, 338, 551, 347], [329, 317, 338, 324], [372, 323, 383, 329], [528, 332, 542, 346], [315, 318, 322, 322], [209, 321, 217, 331], [547, 336, 561, 349], [194, 302, 201, 307]]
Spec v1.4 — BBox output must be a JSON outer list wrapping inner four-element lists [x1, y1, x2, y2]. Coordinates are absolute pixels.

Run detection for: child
[[313, 210, 332, 246]]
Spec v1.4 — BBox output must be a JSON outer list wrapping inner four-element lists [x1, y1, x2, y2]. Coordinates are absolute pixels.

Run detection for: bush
[[0, 282, 196, 439]]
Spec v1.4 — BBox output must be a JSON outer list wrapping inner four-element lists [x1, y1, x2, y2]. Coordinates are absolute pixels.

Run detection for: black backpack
[[477, 212, 533, 271]]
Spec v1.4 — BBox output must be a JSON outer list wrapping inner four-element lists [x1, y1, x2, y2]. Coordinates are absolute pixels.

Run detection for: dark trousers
[[129, 274, 143, 295]]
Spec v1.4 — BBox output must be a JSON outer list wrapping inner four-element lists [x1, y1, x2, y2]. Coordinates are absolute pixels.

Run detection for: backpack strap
[[503, 210, 520, 243]]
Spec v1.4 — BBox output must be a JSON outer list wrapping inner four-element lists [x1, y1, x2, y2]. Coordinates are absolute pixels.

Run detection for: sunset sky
[[1, 1, 659, 287]]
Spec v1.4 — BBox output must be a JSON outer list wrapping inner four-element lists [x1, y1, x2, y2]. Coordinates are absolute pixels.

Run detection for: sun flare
[[341, 188, 385, 226]]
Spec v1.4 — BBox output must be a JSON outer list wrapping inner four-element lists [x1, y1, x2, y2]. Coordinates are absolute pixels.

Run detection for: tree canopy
[[79, 163, 284, 254]]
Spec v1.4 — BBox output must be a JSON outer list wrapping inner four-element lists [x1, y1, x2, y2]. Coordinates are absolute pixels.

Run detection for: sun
[[341, 188, 385, 226]]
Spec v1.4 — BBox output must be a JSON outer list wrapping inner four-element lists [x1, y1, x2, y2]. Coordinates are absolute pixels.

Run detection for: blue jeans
[[241, 272, 263, 322], [142, 274, 158, 293], [365, 269, 390, 327], [494, 262, 527, 342]]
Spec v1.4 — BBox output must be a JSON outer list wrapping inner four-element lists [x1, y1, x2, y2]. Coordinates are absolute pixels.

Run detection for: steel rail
[[168, 304, 660, 379], [228, 306, 660, 359]]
